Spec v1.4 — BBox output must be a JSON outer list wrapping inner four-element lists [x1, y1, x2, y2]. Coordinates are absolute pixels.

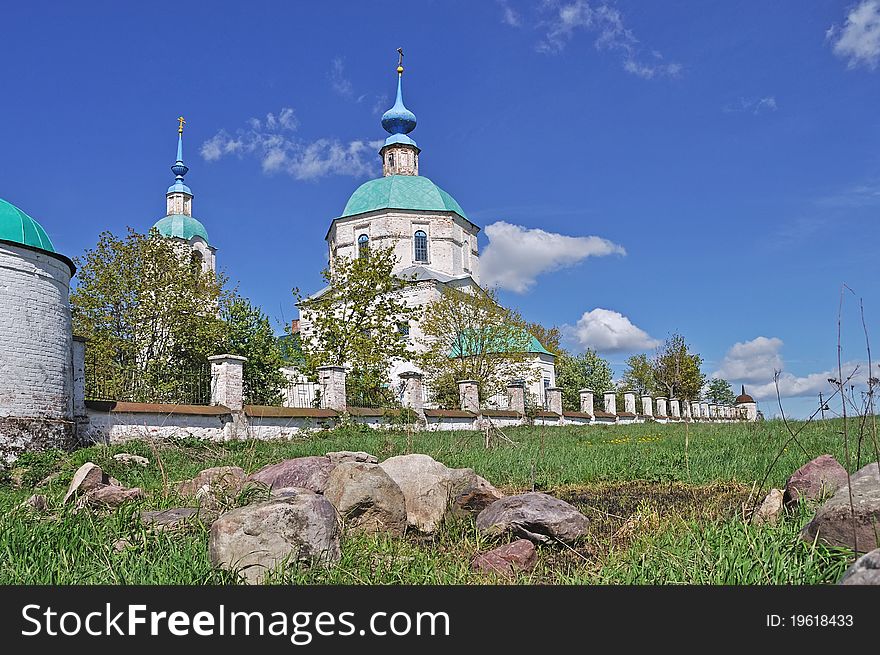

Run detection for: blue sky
[[3, 1, 880, 417]]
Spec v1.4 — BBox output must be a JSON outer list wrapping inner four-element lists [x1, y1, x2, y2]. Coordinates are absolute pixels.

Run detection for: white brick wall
[[0, 243, 73, 420]]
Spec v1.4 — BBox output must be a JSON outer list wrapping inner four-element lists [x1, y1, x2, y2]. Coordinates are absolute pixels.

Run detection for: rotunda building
[[0, 198, 77, 462]]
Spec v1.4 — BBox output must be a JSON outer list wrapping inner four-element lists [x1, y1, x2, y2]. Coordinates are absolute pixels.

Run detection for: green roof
[[153, 214, 210, 244], [0, 198, 55, 252], [342, 175, 468, 219], [449, 330, 554, 358]]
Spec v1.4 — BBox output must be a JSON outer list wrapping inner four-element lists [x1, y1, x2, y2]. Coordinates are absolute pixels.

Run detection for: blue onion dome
[[167, 124, 192, 195], [381, 69, 417, 136]]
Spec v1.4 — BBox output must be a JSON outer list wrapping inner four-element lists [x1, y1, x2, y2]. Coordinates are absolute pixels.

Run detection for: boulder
[[140, 507, 205, 532], [751, 489, 784, 526], [209, 491, 341, 584], [476, 492, 589, 544], [448, 468, 504, 516], [379, 454, 454, 533], [63, 462, 108, 504], [248, 457, 336, 493], [323, 462, 407, 536], [81, 484, 144, 508], [801, 462, 880, 552], [471, 539, 537, 578], [326, 451, 379, 465], [176, 466, 248, 503], [839, 548, 880, 585], [113, 453, 150, 467], [784, 455, 849, 505]]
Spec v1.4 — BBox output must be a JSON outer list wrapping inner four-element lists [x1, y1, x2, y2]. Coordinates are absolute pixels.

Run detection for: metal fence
[[281, 382, 322, 409], [84, 355, 212, 405], [346, 386, 398, 409]]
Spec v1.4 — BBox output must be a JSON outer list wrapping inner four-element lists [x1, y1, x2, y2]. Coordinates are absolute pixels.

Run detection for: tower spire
[[379, 49, 420, 176], [166, 116, 193, 215]]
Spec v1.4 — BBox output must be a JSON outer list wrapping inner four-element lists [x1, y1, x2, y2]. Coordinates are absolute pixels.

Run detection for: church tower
[[152, 117, 216, 274], [379, 49, 420, 177]]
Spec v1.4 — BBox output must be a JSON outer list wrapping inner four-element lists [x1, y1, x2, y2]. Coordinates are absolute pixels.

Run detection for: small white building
[[299, 59, 555, 405]]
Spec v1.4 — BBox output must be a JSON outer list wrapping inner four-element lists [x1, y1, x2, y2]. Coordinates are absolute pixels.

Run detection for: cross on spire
[[178, 116, 186, 135]]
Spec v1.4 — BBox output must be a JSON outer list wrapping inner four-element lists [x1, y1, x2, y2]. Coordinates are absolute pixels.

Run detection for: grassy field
[[0, 418, 869, 585]]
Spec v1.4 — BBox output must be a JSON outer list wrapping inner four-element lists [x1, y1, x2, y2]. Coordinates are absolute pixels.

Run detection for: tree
[[555, 349, 613, 411], [296, 244, 415, 401], [705, 377, 736, 405], [526, 322, 564, 356], [417, 285, 535, 408], [620, 353, 654, 395], [651, 333, 705, 402], [221, 297, 287, 405], [72, 228, 228, 401]]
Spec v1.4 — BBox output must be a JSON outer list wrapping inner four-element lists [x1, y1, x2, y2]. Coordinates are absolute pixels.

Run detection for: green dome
[[342, 175, 468, 219], [0, 198, 55, 252], [153, 214, 210, 244]]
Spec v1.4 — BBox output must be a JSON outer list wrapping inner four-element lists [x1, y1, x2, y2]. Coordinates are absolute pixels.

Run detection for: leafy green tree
[[296, 244, 415, 402], [620, 353, 655, 395], [417, 285, 535, 408], [71, 228, 228, 401], [221, 297, 287, 405], [555, 349, 613, 411], [651, 333, 705, 402], [705, 377, 736, 405]]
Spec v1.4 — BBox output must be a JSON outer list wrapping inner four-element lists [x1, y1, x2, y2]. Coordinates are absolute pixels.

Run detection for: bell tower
[[379, 48, 420, 177]]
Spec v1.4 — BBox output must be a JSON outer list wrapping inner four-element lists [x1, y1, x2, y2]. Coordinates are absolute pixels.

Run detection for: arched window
[[358, 234, 370, 258], [190, 250, 204, 273], [413, 230, 428, 262], [388, 153, 394, 167], [462, 242, 469, 270]]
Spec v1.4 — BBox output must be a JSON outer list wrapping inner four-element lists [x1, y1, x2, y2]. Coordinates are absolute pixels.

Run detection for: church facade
[[298, 58, 556, 405]]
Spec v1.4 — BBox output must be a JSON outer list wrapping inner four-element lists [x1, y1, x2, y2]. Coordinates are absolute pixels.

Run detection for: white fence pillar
[[458, 379, 479, 413], [399, 371, 424, 417], [546, 387, 563, 415], [317, 365, 347, 411], [623, 391, 636, 414], [507, 382, 526, 415], [579, 389, 594, 415], [603, 391, 617, 415], [656, 397, 668, 417], [641, 395, 653, 417], [670, 398, 681, 419], [209, 354, 247, 411]]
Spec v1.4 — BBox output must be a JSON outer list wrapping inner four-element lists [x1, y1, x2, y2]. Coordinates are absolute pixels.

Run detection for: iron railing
[[84, 355, 212, 405], [281, 382, 322, 409]]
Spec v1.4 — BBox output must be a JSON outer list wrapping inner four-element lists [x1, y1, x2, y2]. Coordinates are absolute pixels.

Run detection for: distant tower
[[152, 117, 216, 274], [379, 48, 420, 177], [735, 385, 758, 421]]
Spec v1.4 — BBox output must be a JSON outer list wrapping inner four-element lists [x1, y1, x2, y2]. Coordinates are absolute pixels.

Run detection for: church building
[[299, 55, 556, 405]]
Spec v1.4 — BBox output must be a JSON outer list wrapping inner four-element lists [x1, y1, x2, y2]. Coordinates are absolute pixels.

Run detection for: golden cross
[[397, 47, 404, 68], [177, 116, 186, 135]]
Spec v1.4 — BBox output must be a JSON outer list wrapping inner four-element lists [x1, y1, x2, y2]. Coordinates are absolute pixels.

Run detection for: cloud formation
[[827, 0, 880, 69], [562, 308, 660, 353], [200, 108, 382, 181], [480, 221, 625, 293], [502, 1, 681, 79], [329, 57, 354, 98], [723, 96, 778, 115]]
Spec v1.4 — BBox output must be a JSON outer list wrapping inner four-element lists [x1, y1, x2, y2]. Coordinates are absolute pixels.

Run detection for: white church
[[297, 56, 557, 405]]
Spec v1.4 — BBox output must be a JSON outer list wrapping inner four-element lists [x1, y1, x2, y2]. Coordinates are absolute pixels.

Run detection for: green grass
[[0, 418, 868, 585]]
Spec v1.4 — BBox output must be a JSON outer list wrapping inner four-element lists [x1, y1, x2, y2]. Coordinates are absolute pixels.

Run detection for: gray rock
[[140, 507, 205, 532], [209, 492, 341, 584], [379, 454, 453, 533], [752, 488, 784, 526], [113, 453, 150, 467], [839, 548, 880, 585], [326, 451, 379, 465], [323, 462, 407, 536], [784, 455, 849, 505], [471, 539, 537, 577], [248, 457, 336, 494], [448, 468, 504, 516], [476, 492, 589, 544], [81, 484, 145, 508], [63, 462, 108, 504], [20, 494, 48, 512], [176, 466, 248, 508], [801, 462, 880, 552]]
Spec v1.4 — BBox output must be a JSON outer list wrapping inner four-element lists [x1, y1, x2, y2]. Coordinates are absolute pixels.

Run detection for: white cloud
[[498, 0, 522, 27], [480, 221, 625, 293], [712, 335, 872, 402], [519, 1, 680, 79], [723, 96, 778, 115], [827, 0, 880, 69], [562, 308, 660, 353], [200, 108, 382, 181], [329, 57, 354, 98]]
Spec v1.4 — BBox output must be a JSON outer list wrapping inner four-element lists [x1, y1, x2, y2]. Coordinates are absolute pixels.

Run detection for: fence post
[[692, 401, 701, 420], [208, 355, 247, 411], [641, 394, 653, 418], [670, 398, 681, 419], [317, 365, 347, 412], [656, 396, 668, 417], [579, 388, 594, 415], [623, 391, 636, 414], [399, 371, 425, 418], [71, 336, 88, 419], [507, 382, 526, 416], [546, 387, 563, 415], [457, 380, 479, 413], [700, 402, 710, 419], [604, 391, 617, 415]]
